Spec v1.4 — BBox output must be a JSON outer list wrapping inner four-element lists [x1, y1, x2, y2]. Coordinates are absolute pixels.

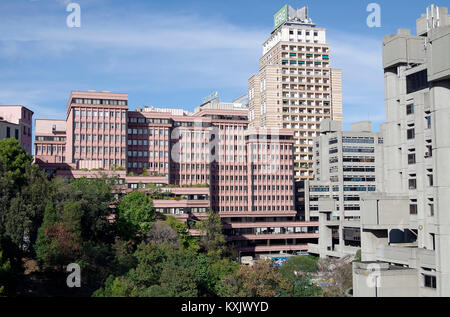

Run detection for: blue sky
[[0, 0, 445, 131]]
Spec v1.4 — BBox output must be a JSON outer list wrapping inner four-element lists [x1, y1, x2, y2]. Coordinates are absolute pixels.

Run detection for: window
[[426, 116, 432, 129], [407, 128, 415, 140], [406, 69, 428, 94], [408, 153, 416, 165], [425, 145, 433, 158], [406, 104, 414, 115], [409, 179, 417, 190], [424, 275, 436, 289], [410, 204, 418, 215], [428, 174, 434, 187], [6, 127, 10, 138], [429, 203, 435, 217]]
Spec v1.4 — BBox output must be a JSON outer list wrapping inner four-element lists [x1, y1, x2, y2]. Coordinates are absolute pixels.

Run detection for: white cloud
[[0, 3, 388, 130], [0, 8, 267, 91]]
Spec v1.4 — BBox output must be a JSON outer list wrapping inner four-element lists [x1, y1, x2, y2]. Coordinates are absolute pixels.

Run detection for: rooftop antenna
[[427, 4, 440, 32]]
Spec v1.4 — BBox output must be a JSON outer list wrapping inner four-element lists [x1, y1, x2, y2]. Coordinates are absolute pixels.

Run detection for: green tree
[[111, 238, 137, 276], [217, 261, 289, 297], [34, 201, 83, 270], [70, 177, 116, 243], [159, 247, 203, 297], [43, 176, 119, 287], [92, 275, 138, 297], [0, 247, 12, 296], [164, 215, 197, 249], [216, 272, 244, 297], [116, 191, 155, 240], [279, 256, 322, 297], [0, 138, 32, 189], [280, 256, 318, 281], [140, 284, 170, 297], [211, 259, 240, 296], [198, 210, 226, 260], [127, 242, 169, 288], [0, 143, 50, 252], [354, 249, 362, 262], [289, 277, 323, 297], [239, 261, 289, 297]]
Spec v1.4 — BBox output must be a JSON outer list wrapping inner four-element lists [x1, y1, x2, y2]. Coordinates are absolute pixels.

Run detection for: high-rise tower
[[248, 5, 342, 180], [353, 5, 450, 297]]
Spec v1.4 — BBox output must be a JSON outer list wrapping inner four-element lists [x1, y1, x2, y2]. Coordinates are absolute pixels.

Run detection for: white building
[[353, 5, 450, 297], [306, 119, 384, 259]]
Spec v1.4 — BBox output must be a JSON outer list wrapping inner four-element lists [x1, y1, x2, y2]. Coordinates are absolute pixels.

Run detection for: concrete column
[[431, 81, 450, 296]]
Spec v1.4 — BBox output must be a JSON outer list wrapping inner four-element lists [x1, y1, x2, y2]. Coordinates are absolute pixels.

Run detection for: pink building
[[34, 119, 66, 164], [67, 91, 128, 170], [34, 91, 319, 256], [126, 111, 171, 177], [0, 105, 34, 155]]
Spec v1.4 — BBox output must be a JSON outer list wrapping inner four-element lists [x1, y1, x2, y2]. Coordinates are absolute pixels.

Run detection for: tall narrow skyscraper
[[249, 5, 342, 180]]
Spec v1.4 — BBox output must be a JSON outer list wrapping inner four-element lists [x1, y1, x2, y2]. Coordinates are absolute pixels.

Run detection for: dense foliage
[[0, 139, 352, 297]]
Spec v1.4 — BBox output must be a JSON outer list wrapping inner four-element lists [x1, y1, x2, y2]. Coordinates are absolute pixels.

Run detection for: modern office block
[[34, 90, 319, 257], [306, 119, 384, 259]]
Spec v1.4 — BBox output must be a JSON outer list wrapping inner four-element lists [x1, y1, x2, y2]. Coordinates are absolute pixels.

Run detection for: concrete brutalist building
[[306, 119, 384, 259], [353, 5, 450, 297]]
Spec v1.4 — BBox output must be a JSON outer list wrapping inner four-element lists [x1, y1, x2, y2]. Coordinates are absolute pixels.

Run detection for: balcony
[[376, 245, 416, 266], [327, 244, 360, 257], [226, 233, 318, 242], [235, 244, 309, 253], [417, 248, 436, 269], [360, 195, 410, 230], [153, 199, 210, 210], [353, 261, 419, 297]]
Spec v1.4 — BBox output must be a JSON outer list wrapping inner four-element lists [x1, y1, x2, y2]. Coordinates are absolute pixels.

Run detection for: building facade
[[306, 119, 384, 259], [0, 119, 20, 146], [248, 5, 343, 181], [34, 90, 319, 257], [34, 119, 67, 164], [353, 6, 450, 297], [0, 105, 34, 155]]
